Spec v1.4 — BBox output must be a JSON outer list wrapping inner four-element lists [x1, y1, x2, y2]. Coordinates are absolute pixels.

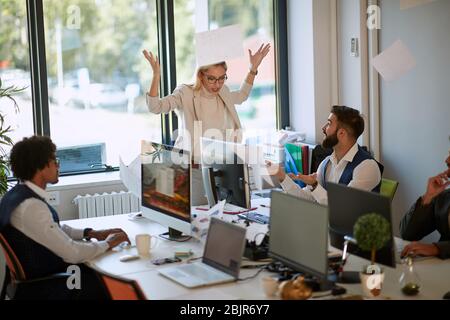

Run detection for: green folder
[[285, 143, 303, 174]]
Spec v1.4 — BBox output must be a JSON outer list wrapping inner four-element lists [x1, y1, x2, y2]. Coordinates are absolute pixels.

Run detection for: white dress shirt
[[9, 181, 109, 264], [280, 143, 381, 205]]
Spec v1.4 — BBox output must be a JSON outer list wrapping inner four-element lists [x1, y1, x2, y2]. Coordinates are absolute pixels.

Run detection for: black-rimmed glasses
[[204, 74, 228, 85]]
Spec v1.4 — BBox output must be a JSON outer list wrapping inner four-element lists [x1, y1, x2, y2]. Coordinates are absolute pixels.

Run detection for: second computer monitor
[[201, 138, 250, 209], [327, 182, 396, 268], [269, 191, 329, 281]]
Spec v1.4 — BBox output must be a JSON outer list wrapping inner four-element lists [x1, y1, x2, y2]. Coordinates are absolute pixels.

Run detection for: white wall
[[337, 0, 362, 108], [288, 0, 316, 142], [288, 0, 337, 144], [379, 0, 450, 234]]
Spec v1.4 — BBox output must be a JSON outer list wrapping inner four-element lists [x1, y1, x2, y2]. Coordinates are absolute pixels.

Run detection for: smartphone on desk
[[151, 257, 182, 266]]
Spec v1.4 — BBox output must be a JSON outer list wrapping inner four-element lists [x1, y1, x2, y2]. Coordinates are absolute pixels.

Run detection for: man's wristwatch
[[83, 228, 93, 240], [249, 69, 258, 76]]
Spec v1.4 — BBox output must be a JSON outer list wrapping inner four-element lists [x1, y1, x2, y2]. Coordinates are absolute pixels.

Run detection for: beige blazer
[[146, 82, 252, 158]]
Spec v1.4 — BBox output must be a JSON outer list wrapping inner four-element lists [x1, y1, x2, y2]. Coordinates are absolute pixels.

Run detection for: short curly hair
[[331, 105, 365, 139], [10, 136, 56, 181]]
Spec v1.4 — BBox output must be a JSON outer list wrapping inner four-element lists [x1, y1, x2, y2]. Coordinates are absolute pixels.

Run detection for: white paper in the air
[[372, 40, 416, 82], [195, 25, 244, 67], [119, 155, 141, 198]]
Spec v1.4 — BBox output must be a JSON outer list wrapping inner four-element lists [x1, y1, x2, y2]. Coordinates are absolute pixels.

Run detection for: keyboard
[[238, 212, 270, 224], [176, 263, 230, 282]]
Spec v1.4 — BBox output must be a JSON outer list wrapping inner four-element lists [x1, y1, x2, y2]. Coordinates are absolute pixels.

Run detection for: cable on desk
[[237, 265, 267, 282]]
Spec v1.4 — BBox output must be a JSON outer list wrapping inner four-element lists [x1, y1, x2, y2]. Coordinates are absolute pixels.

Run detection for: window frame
[[19, 0, 289, 176]]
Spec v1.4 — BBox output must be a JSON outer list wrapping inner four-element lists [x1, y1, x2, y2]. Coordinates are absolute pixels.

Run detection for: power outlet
[[47, 191, 60, 206]]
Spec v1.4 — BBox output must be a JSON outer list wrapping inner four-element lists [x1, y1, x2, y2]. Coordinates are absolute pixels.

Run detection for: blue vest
[[320, 146, 383, 193], [0, 184, 69, 279]]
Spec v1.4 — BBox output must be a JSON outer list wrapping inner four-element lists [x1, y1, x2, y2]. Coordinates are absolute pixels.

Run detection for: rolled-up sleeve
[[146, 85, 185, 114], [230, 82, 253, 105]]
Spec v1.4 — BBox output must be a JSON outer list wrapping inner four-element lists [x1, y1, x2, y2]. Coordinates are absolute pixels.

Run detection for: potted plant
[[353, 212, 391, 298], [0, 76, 24, 195]]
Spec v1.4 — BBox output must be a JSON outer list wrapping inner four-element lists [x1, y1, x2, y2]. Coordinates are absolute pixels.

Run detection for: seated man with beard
[[267, 105, 383, 205]]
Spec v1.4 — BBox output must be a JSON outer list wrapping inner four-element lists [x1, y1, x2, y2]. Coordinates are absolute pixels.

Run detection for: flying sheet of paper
[[372, 40, 416, 82], [400, 0, 437, 10], [195, 25, 244, 67], [119, 155, 141, 198]]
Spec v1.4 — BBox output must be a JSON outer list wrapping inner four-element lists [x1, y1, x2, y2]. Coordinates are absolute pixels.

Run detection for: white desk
[[64, 214, 450, 300]]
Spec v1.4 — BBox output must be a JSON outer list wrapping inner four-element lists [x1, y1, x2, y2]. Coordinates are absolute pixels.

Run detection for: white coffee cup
[[261, 276, 279, 297], [135, 234, 157, 257]]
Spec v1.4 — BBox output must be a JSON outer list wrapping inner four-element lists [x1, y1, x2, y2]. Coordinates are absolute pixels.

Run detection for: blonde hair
[[192, 61, 228, 91]]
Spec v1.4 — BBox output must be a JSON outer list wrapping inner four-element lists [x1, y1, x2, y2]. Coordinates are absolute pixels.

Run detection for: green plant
[[0, 76, 24, 195], [353, 212, 391, 267]]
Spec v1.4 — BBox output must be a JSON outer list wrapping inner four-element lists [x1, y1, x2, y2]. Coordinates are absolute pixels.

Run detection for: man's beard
[[322, 131, 338, 149]]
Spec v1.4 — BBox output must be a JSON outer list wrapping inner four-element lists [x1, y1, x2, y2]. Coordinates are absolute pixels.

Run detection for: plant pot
[[359, 265, 385, 298]]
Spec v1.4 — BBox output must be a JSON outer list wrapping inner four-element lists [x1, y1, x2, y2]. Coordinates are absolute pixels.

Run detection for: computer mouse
[[443, 291, 450, 300]]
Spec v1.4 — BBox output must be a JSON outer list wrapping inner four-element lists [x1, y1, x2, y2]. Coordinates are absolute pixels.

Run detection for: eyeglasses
[[204, 74, 228, 85], [53, 157, 60, 166]]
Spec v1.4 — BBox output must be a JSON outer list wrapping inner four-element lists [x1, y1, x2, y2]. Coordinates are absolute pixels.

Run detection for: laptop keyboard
[[175, 264, 230, 282]]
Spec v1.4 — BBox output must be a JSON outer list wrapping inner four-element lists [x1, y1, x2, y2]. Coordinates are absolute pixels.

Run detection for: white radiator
[[73, 191, 140, 219]]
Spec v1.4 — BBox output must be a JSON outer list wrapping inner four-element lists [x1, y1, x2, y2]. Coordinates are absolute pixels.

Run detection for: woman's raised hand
[[142, 50, 161, 76], [248, 43, 271, 71]]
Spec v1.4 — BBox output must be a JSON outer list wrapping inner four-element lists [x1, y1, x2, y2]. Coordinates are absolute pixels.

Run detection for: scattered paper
[[372, 40, 416, 82], [195, 25, 244, 67], [191, 200, 226, 242], [400, 0, 437, 10], [245, 223, 269, 246], [119, 155, 141, 198]]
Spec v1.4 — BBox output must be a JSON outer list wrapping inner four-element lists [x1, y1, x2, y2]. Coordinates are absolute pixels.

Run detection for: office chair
[[0, 233, 70, 300], [380, 178, 399, 201], [97, 269, 147, 300]]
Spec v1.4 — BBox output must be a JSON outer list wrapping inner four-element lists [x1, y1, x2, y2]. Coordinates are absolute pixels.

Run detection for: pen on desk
[[260, 204, 271, 209]]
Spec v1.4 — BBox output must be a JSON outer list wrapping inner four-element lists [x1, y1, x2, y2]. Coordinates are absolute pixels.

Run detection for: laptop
[[158, 218, 247, 288]]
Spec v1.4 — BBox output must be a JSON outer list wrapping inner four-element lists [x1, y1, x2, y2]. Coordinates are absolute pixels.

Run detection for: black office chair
[[0, 233, 71, 300]]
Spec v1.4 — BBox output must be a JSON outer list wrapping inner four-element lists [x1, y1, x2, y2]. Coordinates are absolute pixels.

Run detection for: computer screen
[[269, 191, 329, 281], [327, 182, 395, 268], [200, 138, 250, 209], [141, 141, 191, 239]]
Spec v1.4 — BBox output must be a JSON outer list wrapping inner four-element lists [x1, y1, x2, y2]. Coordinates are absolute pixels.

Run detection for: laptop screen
[[202, 218, 246, 278]]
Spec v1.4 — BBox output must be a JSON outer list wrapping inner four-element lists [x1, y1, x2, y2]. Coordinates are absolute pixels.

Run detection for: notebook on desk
[[158, 218, 247, 288]]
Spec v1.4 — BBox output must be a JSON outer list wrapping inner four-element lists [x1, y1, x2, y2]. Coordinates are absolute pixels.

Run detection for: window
[[174, 0, 277, 131], [0, 1, 34, 151], [43, 0, 161, 170], [1, 0, 287, 176]]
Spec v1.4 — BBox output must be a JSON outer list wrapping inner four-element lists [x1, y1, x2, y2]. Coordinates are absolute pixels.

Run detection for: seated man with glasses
[[0, 135, 131, 299], [143, 43, 271, 161]]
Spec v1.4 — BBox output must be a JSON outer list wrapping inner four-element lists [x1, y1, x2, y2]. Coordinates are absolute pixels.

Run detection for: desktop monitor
[[269, 191, 330, 287], [141, 141, 191, 240], [327, 182, 396, 268], [200, 138, 251, 209]]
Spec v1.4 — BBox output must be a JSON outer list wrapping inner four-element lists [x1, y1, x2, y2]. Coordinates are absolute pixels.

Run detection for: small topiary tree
[[353, 212, 391, 267]]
